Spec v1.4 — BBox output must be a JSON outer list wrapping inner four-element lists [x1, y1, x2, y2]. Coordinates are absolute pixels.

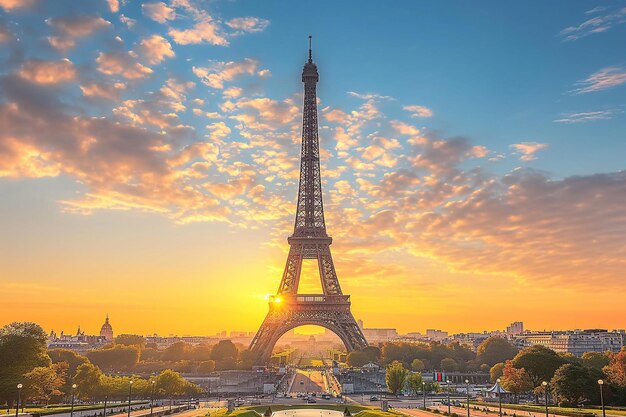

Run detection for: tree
[[0, 322, 51, 406], [511, 345, 566, 388], [346, 351, 369, 367], [604, 349, 626, 387], [441, 358, 458, 372], [86, 345, 140, 371], [581, 352, 609, 371], [477, 337, 518, 367], [490, 363, 505, 383], [550, 363, 596, 407], [385, 361, 408, 396], [115, 334, 146, 348], [48, 349, 88, 394], [501, 361, 533, 398], [406, 372, 423, 395], [73, 363, 103, 400], [156, 370, 191, 398], [22, 364, 65, 405], [411, 359, 425, 372], [161, 341, 191, 361], [211, 340, 238, 361]]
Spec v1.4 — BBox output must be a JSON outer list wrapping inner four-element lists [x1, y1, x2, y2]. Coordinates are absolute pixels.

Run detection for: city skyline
[[2, 1, 626, 335]]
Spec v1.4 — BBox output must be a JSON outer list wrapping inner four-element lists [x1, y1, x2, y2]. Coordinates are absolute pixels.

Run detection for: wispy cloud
[[571, 66, 626, 94], [559, 6, 626, 42], [403, 104, 433, 118], [554, 109, 621, 123]]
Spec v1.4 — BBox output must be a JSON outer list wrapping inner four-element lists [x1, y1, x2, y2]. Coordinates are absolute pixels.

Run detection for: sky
[[1, 0, 626, 338]]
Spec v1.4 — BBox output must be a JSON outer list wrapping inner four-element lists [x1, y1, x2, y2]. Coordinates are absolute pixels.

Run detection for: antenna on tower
[[308, 35, 312, 62]]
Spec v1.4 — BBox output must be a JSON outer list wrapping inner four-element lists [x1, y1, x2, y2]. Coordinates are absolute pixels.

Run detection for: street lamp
[[15, 384, 23, 417], [598, 380, 606, 417], [103, 396, 108, 417], [465, 379, 470, 417], [70, 384, 77, 417], [422, 381, 426, 409], [542, 381, 548, 417], [446, 380, 451, 415], [127, 380, 133, 417], [496, 379, 502, 417], [151, 380, 156, 417]]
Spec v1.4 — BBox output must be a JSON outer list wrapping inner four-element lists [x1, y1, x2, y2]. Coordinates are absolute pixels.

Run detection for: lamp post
[[542, 381, 548, 417], [103, 396, 108, 417], [422, 381, 426, 409], [127, 380, 133, 417], [465, 379, 470, 417], [446, 380, 451, 415], [151, 380, 156, 417], [496, 379, 502, 417], [598, 380, 606, 417], [15, 384, 23, 417], [70, 384, 77, 417]]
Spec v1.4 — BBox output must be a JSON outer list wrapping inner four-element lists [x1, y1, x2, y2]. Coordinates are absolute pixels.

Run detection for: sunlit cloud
[[510, 142, 548, 161], [138, 34, 175, 65], [142, 2, 176, 24], [169, 17, 228, 46], [193, 58, 258, 89], [554, 109, 621, 123], [96, 51, 154, 79], [0, 0, 36, 12], [226, 17, 270, 34], [403, 104, 433, 118], [19, 59, 77, 84], [559, 7, 626, 42]]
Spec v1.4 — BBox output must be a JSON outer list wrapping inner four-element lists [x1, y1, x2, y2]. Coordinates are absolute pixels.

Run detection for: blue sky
[[1, 0, 625, 335]]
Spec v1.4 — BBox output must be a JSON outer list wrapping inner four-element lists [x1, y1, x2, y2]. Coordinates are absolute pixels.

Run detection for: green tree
[[73, 363, 103, 400], [550, 363, 596, 407], [86, 345, 140, 372], [406, 372, 423, 395], [48, 349, 88, 394], [346, 351, 369, 367], [581, 352, 609, 371], [22, 364, 65, 405], [490, 363, 505, 383], [441, 358, 458, 372], [511, 345, 566, 388], [411, 359, 425, 372], [161, 341, 191, 361], [0, 322, 51, 406], [211, 340, 238, 361], [477, 337, 518, 367], [115, 334, 146, 348], [156, 370, 189, 398], [385, 361, 408, 396]]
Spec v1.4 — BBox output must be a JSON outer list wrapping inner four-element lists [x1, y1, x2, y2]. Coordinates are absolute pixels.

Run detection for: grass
[[469, 402, 626, 417], [18, 401, 150, 416], [207, 404, 405, 417]]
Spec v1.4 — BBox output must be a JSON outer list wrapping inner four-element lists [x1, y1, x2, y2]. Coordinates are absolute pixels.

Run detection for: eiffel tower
[[249, 37, 368, 364]]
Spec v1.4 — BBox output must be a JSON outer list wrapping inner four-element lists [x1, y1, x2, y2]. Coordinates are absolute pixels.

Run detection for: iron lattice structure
[[249, 38, 368, 364]]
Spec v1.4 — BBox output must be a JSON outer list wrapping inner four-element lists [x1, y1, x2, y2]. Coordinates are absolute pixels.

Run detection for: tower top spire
[[308, 35, 312, 62]]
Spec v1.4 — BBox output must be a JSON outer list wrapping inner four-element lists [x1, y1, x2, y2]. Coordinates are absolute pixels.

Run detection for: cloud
[[142, 2, 176, 23], [138, 34, 175, 65], [403, 104, 433, 118], [0, 24, 12, 43], [226, 17, 270, 34], [96, 51, 154, 79], [48, 15, 111, 37], [559, 7, 626, 41], [107, 0, 119, 13], [0, 0, 36, 11], [193, 58, 258, 89], [510, 142, 547, 161], [571, 66, 626, 94], [80, 82, 126, 100], [554, 109, 621, 123], [347, 91, 394, 100], [19, 59, 77, 84], [168, 17, 228, 46], [390, 120, 421, 136]]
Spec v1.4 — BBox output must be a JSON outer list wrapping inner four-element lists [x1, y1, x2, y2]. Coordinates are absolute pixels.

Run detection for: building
[[426, 329, 449, 341], [513, 329, 625, 356], [100, 314, 114, 341], [506, 321, 524, 335]]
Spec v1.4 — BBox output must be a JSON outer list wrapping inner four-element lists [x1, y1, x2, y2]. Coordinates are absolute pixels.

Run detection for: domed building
[[99, 314, 113, 341]]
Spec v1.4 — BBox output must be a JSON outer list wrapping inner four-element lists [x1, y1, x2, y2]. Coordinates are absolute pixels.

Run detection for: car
[[249, 400, 261, 405], [307, 398, 317, 403], [300, 381, 305, 385], [370, 396, 379, 401], [311, 393, 316, 397]]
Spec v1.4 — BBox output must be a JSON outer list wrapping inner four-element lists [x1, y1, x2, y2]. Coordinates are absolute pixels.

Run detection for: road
[[289, 370, 325, 394]]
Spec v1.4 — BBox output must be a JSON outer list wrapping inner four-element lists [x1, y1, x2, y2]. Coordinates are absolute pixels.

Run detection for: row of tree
[[0, 323, 202, 407], [347, 336, 518, 371], [84, 335, 251, 373]]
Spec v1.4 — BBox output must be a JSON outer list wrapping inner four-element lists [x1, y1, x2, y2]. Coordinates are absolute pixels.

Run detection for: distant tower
[[100, 314, 114, 341]]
